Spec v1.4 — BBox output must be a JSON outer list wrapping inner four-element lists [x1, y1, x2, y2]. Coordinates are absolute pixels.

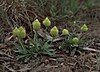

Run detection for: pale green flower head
[[18, 26, 26, 38], [50, 26, 59, 37], [13, 27, 19, 37], [71, 37, 79, 45], [13, 26, 26, 38], [81, 24, 88, 32], [32, 19, 41, 30], [43, 17, 51, 27], [62, 29, 69, 36]]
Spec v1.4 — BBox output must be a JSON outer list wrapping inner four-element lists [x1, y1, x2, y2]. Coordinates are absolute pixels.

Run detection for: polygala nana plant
[[50, 26, 59, 38], [13, 17, 89, 61], [43, 17, 51, 27]]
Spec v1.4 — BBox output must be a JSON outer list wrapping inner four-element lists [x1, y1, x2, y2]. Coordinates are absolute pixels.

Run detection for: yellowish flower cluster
[[13, 26, 26, 38], [13, 17, 88, 40], [81, 24, 88, 32]]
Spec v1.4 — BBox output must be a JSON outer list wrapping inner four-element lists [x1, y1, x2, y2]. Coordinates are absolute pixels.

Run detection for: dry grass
[[0, 0, 100, 72]]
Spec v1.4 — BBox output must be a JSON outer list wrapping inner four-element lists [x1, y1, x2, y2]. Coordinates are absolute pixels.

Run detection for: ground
[[0, 3, 100, 72]]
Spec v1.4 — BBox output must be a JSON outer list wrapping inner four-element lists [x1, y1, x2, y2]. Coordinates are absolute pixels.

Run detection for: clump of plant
[[59, 24, 89, 54], [13, 16, 89, 61], [13, 17, 56, 62]]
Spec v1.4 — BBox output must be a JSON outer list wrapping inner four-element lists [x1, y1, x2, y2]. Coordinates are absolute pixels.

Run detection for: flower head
[[62, 29, 69, 36], [32, 19, 41, 30], [13, 27, 19, 37], [18, 26, 26, 38], [43, 17, 51, 27], [12, 26, 26, 38], [81, 24, 88, 32], [71, 37, 79, 45], [50, 26, 59, 37]]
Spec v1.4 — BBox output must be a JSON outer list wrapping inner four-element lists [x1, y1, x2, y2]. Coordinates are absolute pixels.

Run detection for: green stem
[[33, 31, 39, 52], [44, 27, 48, 35], [34, 31, 37, 42], [49, 37, 54, 47], [45, 27, 48, 31], [18, 38, 25, 50]]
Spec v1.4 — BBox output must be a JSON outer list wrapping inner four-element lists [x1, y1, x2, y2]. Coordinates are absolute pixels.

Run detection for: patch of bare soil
[[89, 22, 100, 38], [0, 50, 98, 72]]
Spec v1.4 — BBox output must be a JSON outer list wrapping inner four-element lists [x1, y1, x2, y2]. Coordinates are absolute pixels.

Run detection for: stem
[[34, 31, 37, 42], [44, 27, 48, 35], [45, 27, 48, 31], [18, 38, 25, 50], [33, 31, 39, 52]]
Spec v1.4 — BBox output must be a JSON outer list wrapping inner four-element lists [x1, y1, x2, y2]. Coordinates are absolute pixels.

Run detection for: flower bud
[[62, 29, 69, 36], [13, 27, 20, 37], [18, 26, 26, 38], [32, 19, 41, 30], [71, 37, 79, 45], [43, 17, 51, 27], [50, 26, 59, 37], [81, 24, 88, 32]]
